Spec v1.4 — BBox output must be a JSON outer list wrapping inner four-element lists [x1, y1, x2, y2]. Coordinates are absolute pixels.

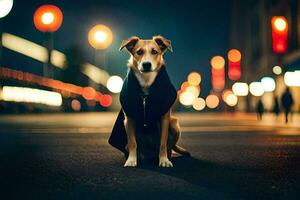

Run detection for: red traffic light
[[271, 16, 288, 54]]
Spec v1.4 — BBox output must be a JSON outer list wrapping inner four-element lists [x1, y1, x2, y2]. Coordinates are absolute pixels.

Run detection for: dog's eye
[[151, 49, 158, 55], [136, 49, 144, 56]]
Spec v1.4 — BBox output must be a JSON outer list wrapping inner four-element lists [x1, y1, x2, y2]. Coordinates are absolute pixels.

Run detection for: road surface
[[0, 112, 300, 200]]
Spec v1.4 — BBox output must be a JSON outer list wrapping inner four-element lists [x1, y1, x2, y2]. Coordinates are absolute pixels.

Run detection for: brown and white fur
[[119, 35, 190, 168]]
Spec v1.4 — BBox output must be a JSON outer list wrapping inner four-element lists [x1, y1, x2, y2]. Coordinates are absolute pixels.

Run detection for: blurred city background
[[0, 0, 299, 117], [1, 1, 300, 199]]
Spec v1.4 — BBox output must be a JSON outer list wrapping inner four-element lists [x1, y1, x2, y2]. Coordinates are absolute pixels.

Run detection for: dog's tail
[[173, 145, 191, 157]]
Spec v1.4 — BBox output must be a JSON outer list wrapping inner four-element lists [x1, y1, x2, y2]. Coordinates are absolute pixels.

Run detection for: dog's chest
[[134, 71, 158, 93]]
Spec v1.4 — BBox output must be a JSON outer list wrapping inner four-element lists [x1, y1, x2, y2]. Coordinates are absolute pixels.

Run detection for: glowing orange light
[[272, 17, 288, 33], [210, 55, 225, 91], [222, 89, 233, 101], [228, 49, 241, 63], [88, 24, 113, 49], [82, 87, 96, 100], [71, 99, 81, 111], [100, 94, 112, 107], [205, 94, 219, 109], [180, 81, 190, 91], [187, 72, 201, 86], [33, 5, 63, 32], [210, 56, 225, 70], [192, 97, 206, 111], [227, 49, 241, 80]]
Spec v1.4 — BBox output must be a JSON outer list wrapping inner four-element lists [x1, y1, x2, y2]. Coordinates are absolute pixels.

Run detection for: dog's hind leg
[[169, 117, 191, 157]]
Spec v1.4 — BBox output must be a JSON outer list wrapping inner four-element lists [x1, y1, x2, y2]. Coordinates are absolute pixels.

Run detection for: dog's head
[[119, 35, 173, 73]]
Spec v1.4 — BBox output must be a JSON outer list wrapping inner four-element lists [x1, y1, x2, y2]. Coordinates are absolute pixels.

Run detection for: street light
[[88, 24, 113, 50], [227, 49, 242, 80], [33, 4, 63, 77], [0, 0, 14, 67], [88, 24, 113, 69]]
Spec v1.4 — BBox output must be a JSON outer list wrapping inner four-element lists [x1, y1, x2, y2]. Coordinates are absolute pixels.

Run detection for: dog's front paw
[[159, 157, 173, 167], [124, 156, 137, 167]]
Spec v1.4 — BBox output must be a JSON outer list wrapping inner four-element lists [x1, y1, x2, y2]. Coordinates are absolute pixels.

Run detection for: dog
[[109, 35, 190, 168]]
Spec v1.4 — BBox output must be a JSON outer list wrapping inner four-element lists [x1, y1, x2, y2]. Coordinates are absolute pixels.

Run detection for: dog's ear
[[119, 36, 140, 53], [153, 35, 173, 53]]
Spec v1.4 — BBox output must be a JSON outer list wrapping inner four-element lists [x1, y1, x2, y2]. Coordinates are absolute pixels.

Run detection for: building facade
[[230, 0, 300, 112]]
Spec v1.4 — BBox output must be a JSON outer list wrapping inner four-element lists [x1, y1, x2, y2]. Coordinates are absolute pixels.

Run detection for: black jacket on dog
[[108, 66, 177, 158]]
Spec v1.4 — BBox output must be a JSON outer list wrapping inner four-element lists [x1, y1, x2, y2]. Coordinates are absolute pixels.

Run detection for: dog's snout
[[142, 62, 152, 72]]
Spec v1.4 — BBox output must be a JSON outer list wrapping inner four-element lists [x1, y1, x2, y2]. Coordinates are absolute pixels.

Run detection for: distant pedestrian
[[256, 99, 264, 120], [281, 87, 294, 123], [272, 96, 280, 117]]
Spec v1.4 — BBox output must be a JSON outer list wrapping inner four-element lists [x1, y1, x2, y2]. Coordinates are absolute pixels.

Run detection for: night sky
[[1, 0, 231, 97]]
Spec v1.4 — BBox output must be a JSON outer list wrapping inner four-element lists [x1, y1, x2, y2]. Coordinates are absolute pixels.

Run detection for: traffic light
[[210, 56, 225, 91], [227, 49, 241, 80], [271, 16, 288, 54]]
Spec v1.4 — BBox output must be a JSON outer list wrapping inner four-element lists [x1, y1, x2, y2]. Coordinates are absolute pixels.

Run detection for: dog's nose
[[142, 62, 152, 72]]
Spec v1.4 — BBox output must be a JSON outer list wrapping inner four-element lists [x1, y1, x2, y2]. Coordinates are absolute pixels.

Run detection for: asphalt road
[[1, 112, 300, 200]]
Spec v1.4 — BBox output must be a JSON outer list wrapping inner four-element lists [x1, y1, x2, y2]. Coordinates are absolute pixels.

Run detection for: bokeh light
[[187, 72, 201, 86], [1, 86, 62, 106], [228, 49, 241, 63], [272, 65, 282, 75], [222, 89, 233, 102], [271, 16, 288, 54], [185, 85, 200, 98], [205, 94, 219, 109], [192, 97, 206, 111], [261, 77, 276, 92], [249, 82, 264, 96], [106, 75, 123, 93], [225, 93, 238, 106], [273, 17, 287, 32], [179, 91, 196, 106], [0, 0, 13, 18], [99, 94, 112, 107], [284, 71, 300, 86], [33, 4, 63, 32], [88, 24, 113, 49], [71, 99, 81, 111], [41, 12, 54, 24], [210, 56, 225, 69], [82, 87, 96, 100], [180, 81, 190, 91], [232, 82, 249, 96]]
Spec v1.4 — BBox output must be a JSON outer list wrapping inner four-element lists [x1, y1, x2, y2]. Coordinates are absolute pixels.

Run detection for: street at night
[[1, 0, 300, 199], [1, 113, 300, 200]]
